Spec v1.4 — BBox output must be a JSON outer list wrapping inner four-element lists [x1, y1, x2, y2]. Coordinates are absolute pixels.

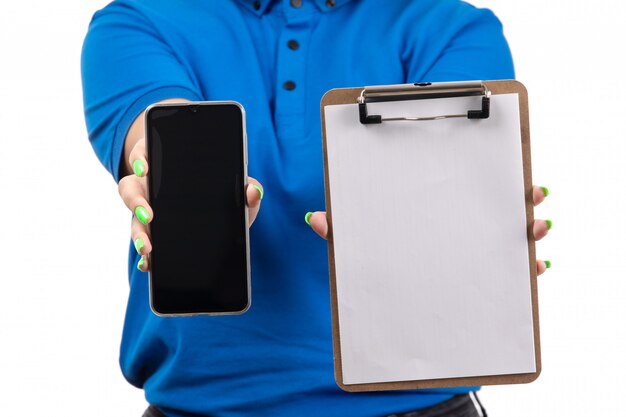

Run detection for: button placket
[[274, 0, 319, 135]]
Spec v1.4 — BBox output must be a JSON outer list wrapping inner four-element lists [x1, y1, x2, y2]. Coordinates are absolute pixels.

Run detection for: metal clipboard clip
[[357, 81, 491, 124]]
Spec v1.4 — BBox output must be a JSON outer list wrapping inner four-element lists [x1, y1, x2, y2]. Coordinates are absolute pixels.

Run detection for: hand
[[305, 185, 552, 275], [117, 137, 263, 272]]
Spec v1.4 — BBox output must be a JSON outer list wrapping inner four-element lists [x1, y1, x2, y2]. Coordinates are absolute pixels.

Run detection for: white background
[[0, 1, 624, 416]]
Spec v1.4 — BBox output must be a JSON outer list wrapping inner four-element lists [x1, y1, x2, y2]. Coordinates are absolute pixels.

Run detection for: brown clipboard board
[[320, 80, 541, 392]]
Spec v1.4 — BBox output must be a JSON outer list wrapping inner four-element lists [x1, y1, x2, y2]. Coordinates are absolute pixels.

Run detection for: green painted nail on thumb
[[253, 184, 264, 200]]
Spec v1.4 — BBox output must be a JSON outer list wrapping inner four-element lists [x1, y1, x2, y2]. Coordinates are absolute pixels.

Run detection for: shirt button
[[253, 1, 261, 10], [326, 0, 335, 7], [287, 39, 300, 50], [290, 0, 302, 8], [283, 81, 296, 91]]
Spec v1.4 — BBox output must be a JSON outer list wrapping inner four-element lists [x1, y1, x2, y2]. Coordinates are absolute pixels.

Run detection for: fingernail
[[137, 255, 146, 271], [253, 184, 264, 201], [304, 212, 313, 226], [540, 186, 549, 197], [544, 260, 551, 269], [133, 159, 145, 177], [545, 219, 552, 230], [135, 206, 150, 225], [134, 238, 144, 254]]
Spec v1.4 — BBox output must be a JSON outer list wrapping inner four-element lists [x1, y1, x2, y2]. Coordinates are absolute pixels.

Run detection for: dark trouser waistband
[[143, 405, 167, 417], [143, 392, 486, 417], [387, 393, 485, 417]]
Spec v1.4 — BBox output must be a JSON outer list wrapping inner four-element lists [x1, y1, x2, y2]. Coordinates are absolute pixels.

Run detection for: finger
[[118, 175, 153, 225], [533, 185, 548, 206], [128, 138, 148, 177], [137, 254, 150, 272], [537, 259, 551, 276], [246, 177, 263, 208], [305, 211, 328, 240], [533, 219, 552, 241], [131, 215, 152, 257], [246, 177, 263, 226]]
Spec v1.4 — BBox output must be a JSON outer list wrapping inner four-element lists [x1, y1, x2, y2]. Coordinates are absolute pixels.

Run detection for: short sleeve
[[405, 3, 515, 83], [81, 2, 202, 182]]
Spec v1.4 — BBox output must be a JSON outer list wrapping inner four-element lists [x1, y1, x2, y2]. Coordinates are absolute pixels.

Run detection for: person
[[81, 1, 552, 416]]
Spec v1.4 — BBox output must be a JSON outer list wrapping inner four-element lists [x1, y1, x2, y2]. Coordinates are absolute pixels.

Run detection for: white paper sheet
[[324, 93, 536, 385]]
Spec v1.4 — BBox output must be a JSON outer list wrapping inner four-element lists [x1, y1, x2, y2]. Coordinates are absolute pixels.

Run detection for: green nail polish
[[137, 256, 146, 271], [134, 238, 144, 254], [133, 159, 145, 177], [135, 206, 150, 225], [253, 184, 264, 200], [544, 260, 551, 269], [546, 219, 552, 230], [304, 212, 313, 226], [540, 186, 549, 197]]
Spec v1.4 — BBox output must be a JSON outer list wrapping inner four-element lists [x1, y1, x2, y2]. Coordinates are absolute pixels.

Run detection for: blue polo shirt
[[82, 1, 514, 416]]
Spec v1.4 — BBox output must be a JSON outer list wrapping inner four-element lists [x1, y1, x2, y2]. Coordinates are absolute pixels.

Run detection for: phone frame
[[144, 100, 251, 317]]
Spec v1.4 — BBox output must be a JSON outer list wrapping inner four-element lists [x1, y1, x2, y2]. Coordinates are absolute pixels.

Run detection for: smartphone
[[145, 101, 250, 316]]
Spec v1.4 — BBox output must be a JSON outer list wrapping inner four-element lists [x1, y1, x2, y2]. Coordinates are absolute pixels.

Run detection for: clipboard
[[320, 80, 540, 392]]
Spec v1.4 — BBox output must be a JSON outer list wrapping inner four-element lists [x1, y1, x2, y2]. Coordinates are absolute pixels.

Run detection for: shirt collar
[[236, 0, 353, 16]]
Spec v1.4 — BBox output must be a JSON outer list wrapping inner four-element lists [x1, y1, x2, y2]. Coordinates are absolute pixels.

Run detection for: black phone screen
[[146, 102, 249, 315]]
